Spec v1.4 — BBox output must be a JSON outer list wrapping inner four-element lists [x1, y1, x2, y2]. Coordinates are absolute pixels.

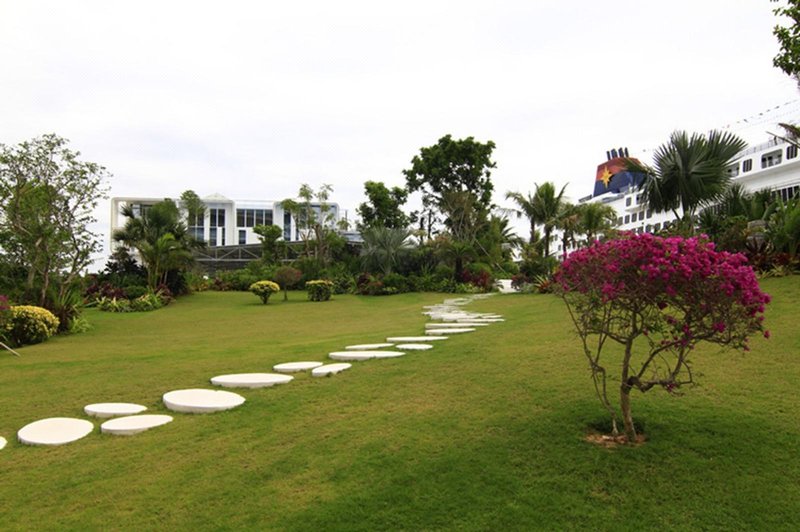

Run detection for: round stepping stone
[[329, 351, 375, 361], [84, 402, 147, 418], [387, 336, 448, 342], [17, 418, 94, 446], [210, 373, 293, 388], [312, 363, 352, 377], [395, 343, 433, 351], [0, 436, 6, 450], [101, 414, 173, 436], [163, 389, 245, 414], [345, 343, 395, 350], [273, 361, 323, 373], [426, 328, 475, 335], [425, 322, 487, 328]]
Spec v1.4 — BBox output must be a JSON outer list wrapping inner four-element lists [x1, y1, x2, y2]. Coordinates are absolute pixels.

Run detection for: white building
[[109, 193, 341, 250]]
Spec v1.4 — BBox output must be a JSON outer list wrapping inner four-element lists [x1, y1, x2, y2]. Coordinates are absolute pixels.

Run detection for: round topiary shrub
[[249, 280, 280, 304], [5, 305, 60, 347], [307, 280, 334, 302]]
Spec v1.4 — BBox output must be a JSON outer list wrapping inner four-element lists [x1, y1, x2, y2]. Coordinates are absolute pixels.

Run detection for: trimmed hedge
[[249, 280, 280, 304]]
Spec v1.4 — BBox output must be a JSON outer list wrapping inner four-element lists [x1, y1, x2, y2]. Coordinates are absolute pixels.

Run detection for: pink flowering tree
[[555, 234, 770, 442]]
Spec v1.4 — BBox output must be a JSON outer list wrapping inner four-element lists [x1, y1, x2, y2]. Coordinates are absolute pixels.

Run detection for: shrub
[[5, 305, 60, 347], [382, 272, 410, 293], [307, 279, 334, 301], [97, 297, 132, 313], [249, 280, 280, 304], [130, 293, 164, 312], [124, 285, 148, 300], [555, 233, 770, 442]]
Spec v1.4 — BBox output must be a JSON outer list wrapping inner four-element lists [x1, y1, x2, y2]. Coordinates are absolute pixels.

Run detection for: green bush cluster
[[4, 305, 60, 347], [249, 280, 280, 304], [97, 293, 166, 313], [307, 280, 334, 301]]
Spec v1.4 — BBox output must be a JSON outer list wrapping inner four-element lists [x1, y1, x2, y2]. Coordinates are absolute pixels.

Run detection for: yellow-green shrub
[[249, 280, 280, 304], [5, 305, 60, 347], [307, 279, 334, 302]]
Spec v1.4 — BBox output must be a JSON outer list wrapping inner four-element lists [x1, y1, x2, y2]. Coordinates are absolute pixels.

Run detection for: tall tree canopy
[[0, 134, 109, 309], [773, 0, 800, 81], [356, 181, 409, 230], [403, 135, 496, 238]]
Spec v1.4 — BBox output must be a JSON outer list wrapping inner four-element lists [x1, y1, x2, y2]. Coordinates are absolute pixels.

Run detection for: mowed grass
[[0, 279, 798, 530]]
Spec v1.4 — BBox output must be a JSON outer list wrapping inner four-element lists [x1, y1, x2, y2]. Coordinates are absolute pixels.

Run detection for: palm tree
[[556, 202, 580, 258], [578, 202, 618, 244], [360, 226, 413, 275], [506, 182, 567, 257], [629, 130, 746, 232], [505, 191, 537, 244], [113, 199, 203, 290]]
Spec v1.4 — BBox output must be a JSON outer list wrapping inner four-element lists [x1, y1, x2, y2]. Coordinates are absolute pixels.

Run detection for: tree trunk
[[620, 384, 636, 442]]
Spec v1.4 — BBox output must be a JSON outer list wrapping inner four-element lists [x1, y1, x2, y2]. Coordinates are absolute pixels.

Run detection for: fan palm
[[629, 130, 746, 231], [360, 226, 413, 275]]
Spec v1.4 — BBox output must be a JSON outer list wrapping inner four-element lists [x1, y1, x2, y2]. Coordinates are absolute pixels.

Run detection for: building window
[[788, 145, 798, 160], [209, 208, 225, 227], [624, 214, 630, 224], [654, 223, 661, 232], [635, 194, 642, 204], [616, 217, 623, 226], [209, 227, 217, 247], [725, 163, 740, 178], [646, 209, 653, 219], [236, 209, 273, 228], [283, 212, 291, 240], [638, 211, 645, 221], [239, 230, 246, 245], [625, 197, 632, 207], [742, 159, 752, 172], [761, 150, 782, 169]]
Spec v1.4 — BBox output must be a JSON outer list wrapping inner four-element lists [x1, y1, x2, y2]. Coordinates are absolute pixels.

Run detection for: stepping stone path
[[7, 293, 500, 451], [210, 373, 293, 388], [426, 328, 475, 335], [84, 403, 148, 418], [345, 343, 395, 350], [395, 343, 433, 351], [18, 418, 94, 446], [387, 336, 448, 342], [273, 361, 323, 373], [163, 389, 245, 414], [312, 363, 352, 377], [101, 415, 173, 436]]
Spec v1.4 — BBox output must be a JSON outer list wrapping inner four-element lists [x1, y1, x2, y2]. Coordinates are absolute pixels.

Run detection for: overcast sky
[[2, 0, 799, 262]]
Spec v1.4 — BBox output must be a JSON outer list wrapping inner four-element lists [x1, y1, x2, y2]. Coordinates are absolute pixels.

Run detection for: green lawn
[[1, 280, 798, 530]]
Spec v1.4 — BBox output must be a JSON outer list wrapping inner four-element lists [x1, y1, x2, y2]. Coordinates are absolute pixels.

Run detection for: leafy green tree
[[113, 199, 203, 290], [0, 134, 109, 313], [273, 266, 302, 301], [253, 224, 285, 264], [629, 130, 746, 231], [767, 197, 800, 259], [360, 226, 413, 275], [281, 184, 336, 265], [403, 135, 496, 232], [556, 202, 580, 258], [180, 190, 206, 239], [773, 0, 800, 81], [357, 181, 409, 229]]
